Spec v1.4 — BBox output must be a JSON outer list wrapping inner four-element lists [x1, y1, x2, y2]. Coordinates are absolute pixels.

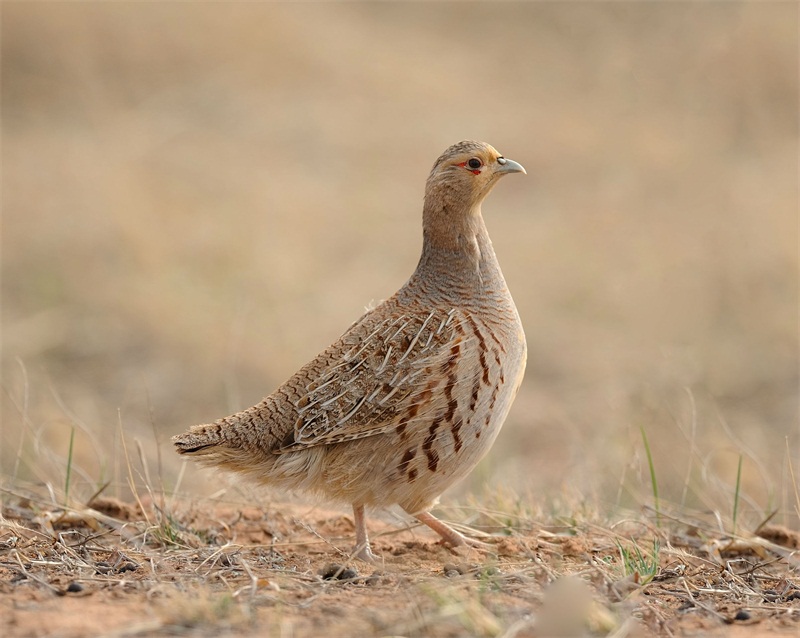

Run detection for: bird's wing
[[274, 305, 474, 453]]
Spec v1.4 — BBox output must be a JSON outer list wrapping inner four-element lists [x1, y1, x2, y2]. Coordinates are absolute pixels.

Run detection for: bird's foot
[[351, 543, 378, 563], [415, 510, 494, 551], [351, 504, 378, 562], [456, 535, 494, 550], [445, 540, 494, 563]]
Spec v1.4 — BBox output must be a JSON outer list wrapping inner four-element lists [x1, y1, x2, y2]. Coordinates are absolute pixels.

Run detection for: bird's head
[[425, 140, 526, 214]]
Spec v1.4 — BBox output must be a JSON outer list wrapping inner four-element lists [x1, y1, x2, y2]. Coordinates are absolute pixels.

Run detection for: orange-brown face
[[452, 147, 501, 175], [428, 141, 526, 207]]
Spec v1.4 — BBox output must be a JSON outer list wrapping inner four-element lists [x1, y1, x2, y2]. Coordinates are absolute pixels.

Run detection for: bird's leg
[[352, 504, 377, 562], [415, 511, 492, 549]]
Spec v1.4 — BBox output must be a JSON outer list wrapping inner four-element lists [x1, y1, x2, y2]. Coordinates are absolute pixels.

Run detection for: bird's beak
[[496, 157, 526, 175]]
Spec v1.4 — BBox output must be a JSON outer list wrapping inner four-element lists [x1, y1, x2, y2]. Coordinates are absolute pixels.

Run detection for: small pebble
[[66, 582, 84, 593], [320, 563, 358, 580], [734, 609, 751, 621], [116, 561, 138, 573], [443, 563, 460, 577]]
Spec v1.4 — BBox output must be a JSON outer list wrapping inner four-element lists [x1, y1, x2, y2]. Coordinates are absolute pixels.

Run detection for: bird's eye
[[467, 158, 482, 170]]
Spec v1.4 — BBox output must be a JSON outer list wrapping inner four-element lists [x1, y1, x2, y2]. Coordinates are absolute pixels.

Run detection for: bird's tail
[[172, 422, 227, 456]]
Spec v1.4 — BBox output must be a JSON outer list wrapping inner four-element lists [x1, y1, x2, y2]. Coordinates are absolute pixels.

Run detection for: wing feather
[[274, 306, 472, 453]]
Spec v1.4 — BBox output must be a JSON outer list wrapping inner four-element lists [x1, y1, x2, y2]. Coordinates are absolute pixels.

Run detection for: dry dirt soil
[[1, 491, 799, 637]]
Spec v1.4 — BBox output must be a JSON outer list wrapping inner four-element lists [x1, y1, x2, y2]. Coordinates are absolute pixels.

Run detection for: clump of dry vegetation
[[2, 433, 799, 637]]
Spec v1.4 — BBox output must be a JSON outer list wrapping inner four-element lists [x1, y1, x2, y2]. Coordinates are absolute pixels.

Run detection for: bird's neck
[[405, 201, 508, 301], [421, 198, 484, 252]]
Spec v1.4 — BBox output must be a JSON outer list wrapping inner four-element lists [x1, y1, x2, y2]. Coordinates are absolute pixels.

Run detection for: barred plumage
[[173, 140, 527, 560]]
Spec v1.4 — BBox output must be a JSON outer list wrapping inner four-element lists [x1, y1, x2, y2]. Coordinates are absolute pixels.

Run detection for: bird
[[172, 140, 527, 561]]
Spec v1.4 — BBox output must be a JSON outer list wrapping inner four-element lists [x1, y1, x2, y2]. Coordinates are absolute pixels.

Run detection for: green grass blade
[[64, 426, 76, 506], [640, 425, 660, 526], [733, 453, 743, 535]]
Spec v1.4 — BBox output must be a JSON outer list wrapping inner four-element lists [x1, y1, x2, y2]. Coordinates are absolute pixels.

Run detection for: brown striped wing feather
[[275, 306, 475, 453]]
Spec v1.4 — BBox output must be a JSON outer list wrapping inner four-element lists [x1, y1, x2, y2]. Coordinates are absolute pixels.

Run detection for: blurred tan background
[[2, 3, 797, 527]]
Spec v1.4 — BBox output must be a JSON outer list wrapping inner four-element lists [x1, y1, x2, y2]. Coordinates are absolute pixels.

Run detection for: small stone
[[443, 563, 460, 577], [320, 563, 358, 580], [734, 610, 751, 621], [66, 582, 84, 593], [117, 561, 138, 573]]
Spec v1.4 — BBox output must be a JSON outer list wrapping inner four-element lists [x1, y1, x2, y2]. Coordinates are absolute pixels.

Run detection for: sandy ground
[[2, 493, 800, 637]]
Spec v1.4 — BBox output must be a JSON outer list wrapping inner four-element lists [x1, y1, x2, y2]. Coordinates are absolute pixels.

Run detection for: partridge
[[173, 140, 527, 560]]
